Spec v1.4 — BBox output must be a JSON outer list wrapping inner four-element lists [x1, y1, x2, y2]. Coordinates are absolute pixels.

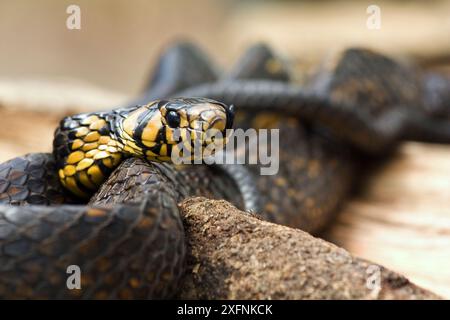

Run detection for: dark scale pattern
[[0, 153, 74, 206], [0, 158, 186, 299], [0, 153, 246, 299], [54, 110, 115, 167], [53, 109, 132, 197], [91, 158, 244, 212]]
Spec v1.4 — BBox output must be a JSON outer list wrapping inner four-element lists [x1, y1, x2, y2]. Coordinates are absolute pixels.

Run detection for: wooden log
[[177, 197, 440, 299]]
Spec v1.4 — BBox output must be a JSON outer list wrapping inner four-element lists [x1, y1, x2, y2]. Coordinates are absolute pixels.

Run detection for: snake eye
[[166, 110, 181, 128]]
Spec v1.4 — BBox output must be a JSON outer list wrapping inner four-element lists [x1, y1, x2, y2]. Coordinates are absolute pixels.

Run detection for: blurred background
[[1, 0, 450, 95], [0, 0, 449, 298]]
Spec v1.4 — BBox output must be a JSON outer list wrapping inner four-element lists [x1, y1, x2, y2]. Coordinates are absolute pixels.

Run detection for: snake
[[1, 42, 450, 299]]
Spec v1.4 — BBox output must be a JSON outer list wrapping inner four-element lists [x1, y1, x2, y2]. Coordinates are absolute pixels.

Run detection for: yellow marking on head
[[123, 145, 141, 155], [101, 158, 112, 168], [180, 116, 189, 127], [145, 150, 158, 158], [106, 146, 118, 153], [183, 140, 193, 152], [82, 142, 98, 151], [187, 104, 215, 120], [67, 151, 84, 164], [98, 145, 107, 151], [165, 127, 180, 144], [200, 110, 217, 122], [120, 129, 133, 142], [99, 136, 111, 144], [81, 115, 99, 126], [78, 171, 97, 189], [142, 140, 157, 148], [179, 128, 190, 141], [125, 140, 141, 151], [111, 153, 122, 165], [89, 119, 107, 131], [72, 139, 84, 150], [87, 165, 104, 185], [93, 151, 110, 160], [122, 107, 147, 137], [63, 165, 76, 177], [159, 144, 167, 156], [85, 149, 98, 158], [65, 176, 88, 198], [141, 112, 163, 142], [171, 144, 191, 161], [190, 120, 202, 130], [211, 119, 226, 131], [76, 158, 94, 171], [215, 109, 226, 116], [84, 131, 101, 143], [75, 127, 90, 137], [160, 105, 168, 117], [190, 130, 204, 141], [58, 169, 65, 180]]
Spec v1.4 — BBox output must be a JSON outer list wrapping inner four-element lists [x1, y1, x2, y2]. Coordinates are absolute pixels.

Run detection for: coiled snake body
[[1, 43, 450, 299]]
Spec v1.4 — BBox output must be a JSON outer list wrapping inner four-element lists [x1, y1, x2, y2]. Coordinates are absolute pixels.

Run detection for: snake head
[[120, 97, 234, 162]]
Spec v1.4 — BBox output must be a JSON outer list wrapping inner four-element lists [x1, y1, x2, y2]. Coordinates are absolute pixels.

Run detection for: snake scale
[[1, 42, 450, 299]]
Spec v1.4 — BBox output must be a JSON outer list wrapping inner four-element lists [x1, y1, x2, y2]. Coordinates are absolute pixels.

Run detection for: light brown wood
[[325, 143, 450, 298]]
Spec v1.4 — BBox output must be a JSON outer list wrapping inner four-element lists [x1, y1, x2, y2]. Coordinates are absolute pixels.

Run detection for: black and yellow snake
[[1, 42, 450, 299]]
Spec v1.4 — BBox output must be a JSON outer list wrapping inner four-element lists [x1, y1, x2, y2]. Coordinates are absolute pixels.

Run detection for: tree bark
[[177, 197, 440, 299]]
